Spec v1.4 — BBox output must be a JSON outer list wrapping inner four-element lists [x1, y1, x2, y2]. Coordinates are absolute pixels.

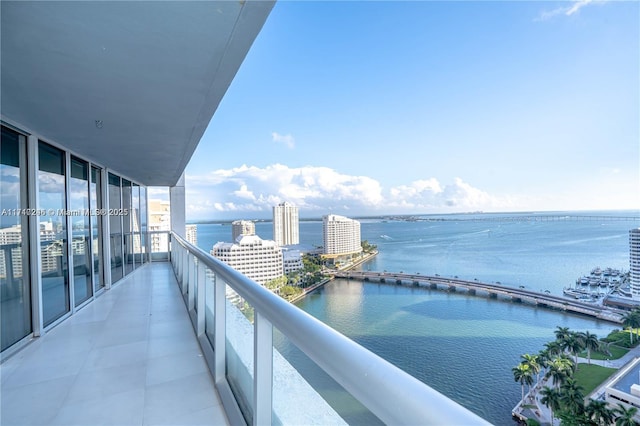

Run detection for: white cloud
[[271, 132, 295, 149], [147, 186, 170, 202], [185, 164, 515, 220], [536, 0, 604, 21]]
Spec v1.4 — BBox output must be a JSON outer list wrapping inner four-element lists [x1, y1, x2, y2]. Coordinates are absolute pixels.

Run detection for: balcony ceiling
[[1, 1, 273, 186]]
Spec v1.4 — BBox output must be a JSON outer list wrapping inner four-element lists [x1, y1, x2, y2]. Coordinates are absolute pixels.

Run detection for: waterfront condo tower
[[631, 228, 640, 300], [322, 214, 362, 257], [273, 202, 299, 246], [231, 219, 255, 241], [211, 235, 283, 285], [186, 224, 197, 246]]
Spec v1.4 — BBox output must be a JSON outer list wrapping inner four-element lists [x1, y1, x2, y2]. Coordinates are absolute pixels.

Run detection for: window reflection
[[39, 141, 70, 326], [1, 126, 32, 351], [91, 167, 103, 292], [108, 173, 123, 283], [140, 186, 148, 263], [122, 179, 133, 275], [132, 183, 142, 266], [70, 157, 91, 306]]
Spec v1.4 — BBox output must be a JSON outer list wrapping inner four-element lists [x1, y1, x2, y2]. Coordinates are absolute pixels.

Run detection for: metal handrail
[[171, 231, 490, 425]]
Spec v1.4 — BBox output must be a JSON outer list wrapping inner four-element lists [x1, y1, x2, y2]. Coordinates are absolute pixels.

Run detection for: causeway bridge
[[333, 271, 624, 324], [407, 215, 640, 223]]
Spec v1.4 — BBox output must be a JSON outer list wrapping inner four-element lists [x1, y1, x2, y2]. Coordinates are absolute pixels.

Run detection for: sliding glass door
[[70, 157, 91, 306], [122, 179, 133, 276], [90, 166, 104, 292], [108, 173, 123, 283], [38, 142, 70, 326], [1, 126, 32, 351]]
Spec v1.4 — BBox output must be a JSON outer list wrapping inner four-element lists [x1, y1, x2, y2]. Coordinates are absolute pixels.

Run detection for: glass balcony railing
[[170, 232, 490, 425], [149, 230, 171, 262]]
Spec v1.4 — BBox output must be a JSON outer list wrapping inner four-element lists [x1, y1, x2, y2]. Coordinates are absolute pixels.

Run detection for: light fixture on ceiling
[[95, 120, 103, 129]]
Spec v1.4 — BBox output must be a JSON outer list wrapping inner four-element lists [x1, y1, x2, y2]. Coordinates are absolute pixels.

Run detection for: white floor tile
[[0, 263, 228, 426], [143, 373, 221, 425]]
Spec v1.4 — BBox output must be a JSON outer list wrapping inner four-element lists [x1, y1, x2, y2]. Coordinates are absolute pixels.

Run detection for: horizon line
[[186, 208, 640, 224]]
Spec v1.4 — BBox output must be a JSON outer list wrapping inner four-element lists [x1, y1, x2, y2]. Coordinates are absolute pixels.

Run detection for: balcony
[[0, 262, 228, 425], [0, 2, 488, 423], [2, 233, 489, 425]]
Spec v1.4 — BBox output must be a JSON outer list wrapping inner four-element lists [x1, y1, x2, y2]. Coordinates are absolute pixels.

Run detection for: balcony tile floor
[[1, 262, 229, 426]]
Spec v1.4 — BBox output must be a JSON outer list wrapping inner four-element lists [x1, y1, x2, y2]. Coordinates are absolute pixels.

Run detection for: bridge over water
[[412, 215, 640, 222], [333, 271, 624, 324]]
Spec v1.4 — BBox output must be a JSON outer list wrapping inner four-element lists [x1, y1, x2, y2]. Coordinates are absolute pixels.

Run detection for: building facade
[[186, 224, 197, 246], [273, 202, 299, 246], [631, 228, 640, 300], [231, 220, 255, 242], [322, 214, 362, 257], [283, 248, 303, 275], [211, 235, 283, 285], [149, 199, 170, 254]]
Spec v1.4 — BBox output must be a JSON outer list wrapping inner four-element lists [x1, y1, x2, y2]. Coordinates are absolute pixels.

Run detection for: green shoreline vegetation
[[514, 307, 640, 425], [239, 241, 378, 321]]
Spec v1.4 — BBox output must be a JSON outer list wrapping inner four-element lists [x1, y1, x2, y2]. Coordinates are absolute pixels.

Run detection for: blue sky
[[179, 0, 639, 220]]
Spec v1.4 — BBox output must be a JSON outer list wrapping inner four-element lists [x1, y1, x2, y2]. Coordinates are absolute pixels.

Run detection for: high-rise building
[[322, 214, 362, 256], [149, 199, 170, 253], [273, 202, 299, 246], [631, 228, 640, 300], [0, 225, 23, 279], [186, 224, 197, 246], [211, 235, 283, 285], [231, 220, 255, 241]]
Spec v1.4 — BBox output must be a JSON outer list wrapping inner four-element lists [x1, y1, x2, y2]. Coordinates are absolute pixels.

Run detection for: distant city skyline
[[178, 1, 637, 221]]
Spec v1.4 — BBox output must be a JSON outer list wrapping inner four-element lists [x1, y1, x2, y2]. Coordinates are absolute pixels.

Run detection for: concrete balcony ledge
[[0, 262, 228, 426]]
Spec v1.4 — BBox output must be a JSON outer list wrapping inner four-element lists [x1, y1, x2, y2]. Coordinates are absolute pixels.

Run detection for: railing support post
[[253, 312, 273, 426], [197, 262, 206, 335], [176, 244, 182, 281], [213, 274, 226, 381], [181, 249, 188, 294], [188, 255, 195, 310]]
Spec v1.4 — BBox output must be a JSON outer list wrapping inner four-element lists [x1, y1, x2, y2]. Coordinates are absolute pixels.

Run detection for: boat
[[563, 287, 591, 299]]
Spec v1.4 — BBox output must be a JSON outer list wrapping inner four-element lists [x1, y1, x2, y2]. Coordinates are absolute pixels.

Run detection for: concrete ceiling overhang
[[1, 0, 274, 186]]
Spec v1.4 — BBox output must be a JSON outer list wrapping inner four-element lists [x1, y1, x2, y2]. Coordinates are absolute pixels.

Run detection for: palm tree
[[557, 411, 591, 426], [544, 340, 564, 358], [545, 357, 573, 388], [614, 403, 639, 426], [540, 386, 562, 426], [579, 331, 601, 365], [560, 378, 585, 416], [565, 332, 586, 368], [586, 399, 615, 426], [513, 363, 534, 404], [521, 353, 541, 385], [555, 326, 572, 344], [632, 308, 640, 342], [537, 349, 551, 380], [622, 311, 640, 345]]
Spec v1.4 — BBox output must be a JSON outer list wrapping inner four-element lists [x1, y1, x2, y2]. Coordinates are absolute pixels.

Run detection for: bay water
[[195, 211, 639, 424]]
